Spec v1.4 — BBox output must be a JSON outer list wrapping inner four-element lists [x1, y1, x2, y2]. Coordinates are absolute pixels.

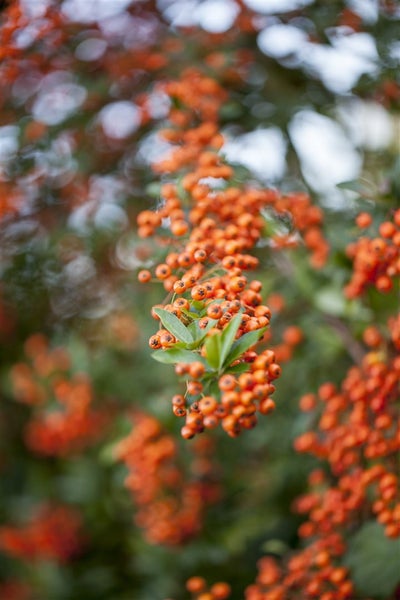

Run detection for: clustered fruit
[[137, 69, 328, 439], [0, 505, 83, 563], [345, 209, 400, 297], [295, 317, 400, 539], [10, 334, 108, 456], [174, 209, 399, 599], [236, 211, 400, 600], [115, 412, 220, 545]]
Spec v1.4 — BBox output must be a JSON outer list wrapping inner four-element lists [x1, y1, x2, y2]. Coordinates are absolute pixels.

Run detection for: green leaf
[[145, 182, 161, 198], [219, 313, 243, 367], [314, 287, 346, 316], [191, 300, 206, 312], [153, 308, 193, 344], [336, 180, 363, 192], [181, 308, 197, 320], [225, 362, 249, 374], [343, 522, 400, 599], [152, 348, 203, 365], [337, 176, 376, 195], [224, 327, 266, 367], [190, 318, 219, 343], [204, 333, 221, 370]]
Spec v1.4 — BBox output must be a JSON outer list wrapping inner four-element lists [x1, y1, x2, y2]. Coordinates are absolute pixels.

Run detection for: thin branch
[[323, 314, 365, 365]]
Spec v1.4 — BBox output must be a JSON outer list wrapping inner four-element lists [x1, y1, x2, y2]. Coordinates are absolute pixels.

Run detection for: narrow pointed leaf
[[225, 362, 249, 374], [152, 348, 204, 364], [191, 317, 219, 342], [205, 333, 221, 370], [153, 308, 193, 344], [219, 313, 243, 367], [224, 327, 266, 366]]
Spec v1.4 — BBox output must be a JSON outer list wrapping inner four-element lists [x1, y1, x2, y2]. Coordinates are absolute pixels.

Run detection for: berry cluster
[[137, 70, 328, 438], [245, 537, 356, 600], [345, 210, 400, 297], [10, 334, 108, 456], [165, 577, 231, 600], [228, 208, 400, 599], [115, 412, 220, 545], [0, 580, 30, 600], [295, 317, 400, 535], [0, 505, 83, 563]]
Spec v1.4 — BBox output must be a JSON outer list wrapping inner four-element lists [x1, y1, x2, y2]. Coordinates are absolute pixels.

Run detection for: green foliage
[[0, 0, 399, 599], [153, 308, 194, 344], [344, 523, 400, 598]]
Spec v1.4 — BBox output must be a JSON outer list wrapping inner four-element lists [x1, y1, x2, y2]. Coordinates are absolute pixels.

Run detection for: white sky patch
[[389, 41, 400, 64], [223, 128, 287, 182], [68, 175, 127, 232], [0, 126, 19, 163], [75, 38, 107, 61], [61, 0, 132, 23], [99, 102, 141, 139], [160, 0, 198, 27], [20, 0, 51, 18], [302, 32, 378, 93], [336, 100, 395, 151], [64, 255, 96, 284], [244, 0, 313, 14], [137, 132, 172, 164], [258, 24, 308, 58], [34, 134, 76, 183], [195, 0, 239, 33], [347, 0, 379, 23], [14, 21, 46, 49], [289, 110, 361, 194], [12, 71, 42, 103], [88, 175, 126, 205], [32, 83, 87, 125], [146, 92, 170, 119], [94, 204, 128, 230]]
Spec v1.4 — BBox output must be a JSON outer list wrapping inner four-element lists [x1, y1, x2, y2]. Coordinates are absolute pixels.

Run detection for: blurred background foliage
[[0, 0, 399, 598]]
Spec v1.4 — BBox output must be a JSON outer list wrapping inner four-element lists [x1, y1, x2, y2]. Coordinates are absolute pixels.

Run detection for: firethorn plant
[[137, 69, 328, 439], [0, 1, 399, 599]]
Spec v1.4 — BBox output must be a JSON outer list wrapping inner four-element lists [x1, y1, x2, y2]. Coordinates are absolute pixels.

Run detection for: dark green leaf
[[205, 333, 221, 370], [191, 317, 219, 343], [152, 348, 203, 365], [191, 300, 206, 312], [219, 313, 243, 367], [336, 180, 363, 192], [224, 327, 266, 366], [225, 362, 249, 374], [153, 307, 193, 344], [343, 522, 400, 599]]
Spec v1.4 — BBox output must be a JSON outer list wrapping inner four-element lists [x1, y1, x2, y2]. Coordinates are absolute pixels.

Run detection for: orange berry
[[159, 332, 176, 347], [187, 380, 203, 396], [186, 576, 206, 593], [155, 263, 171, 280], [355, 212, 372, 228], [218, 374, 236, 391], [282, 326, 303, 346], [268, 363, 281, 380], [171, 219, 189, 236], [207, 304, 223, 319], [379, 221, 396, 238], [210, 582, 231, 599], [189, 361, 206, 379], [199, 396, 217, 415], [138, 269, 152, 283], [259, 398, 275, 414], [173, 279, 187, 294], [148, 335, 161, 349], [191, 285, 207, 300]]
